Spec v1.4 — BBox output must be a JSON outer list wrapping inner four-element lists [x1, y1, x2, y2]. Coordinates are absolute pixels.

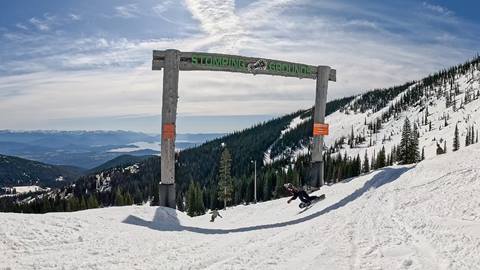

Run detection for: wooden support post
[[159, 49, 179, 208], [311, 66, 330, 188]]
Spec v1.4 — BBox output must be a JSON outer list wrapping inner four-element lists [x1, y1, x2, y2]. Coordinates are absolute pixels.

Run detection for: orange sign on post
[[162, 123, 176, 140], [313, 123, 329, 136]]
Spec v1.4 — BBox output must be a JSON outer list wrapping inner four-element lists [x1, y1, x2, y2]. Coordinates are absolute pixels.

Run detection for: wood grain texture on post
[[160, 49, 179, 185]]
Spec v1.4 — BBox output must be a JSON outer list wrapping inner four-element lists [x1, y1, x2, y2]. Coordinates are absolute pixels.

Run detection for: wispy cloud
[[153, 1, 187, 25], [15, 23, 28, 30], [153, 1, 174, 14], [69, 13, 81, 21], [115, 4, 139, 18], [1, 0, 479, 132], [184, 0, 246, 52], [29, 14, 56, 31], [343, 19, 379, 30], [422, 2, 454, 17]]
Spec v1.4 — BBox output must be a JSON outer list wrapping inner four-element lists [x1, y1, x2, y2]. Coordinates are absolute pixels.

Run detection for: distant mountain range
[[0, 154, 83, 187], [0, 130, 224, 169]]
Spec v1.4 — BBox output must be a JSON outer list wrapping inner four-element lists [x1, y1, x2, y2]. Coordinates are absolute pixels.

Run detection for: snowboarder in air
[[284, 183, 323, 208], [210, 209, 223, 222]]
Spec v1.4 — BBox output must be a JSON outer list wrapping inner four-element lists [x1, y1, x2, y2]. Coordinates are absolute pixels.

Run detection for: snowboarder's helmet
[[284, 183, 293, 189]]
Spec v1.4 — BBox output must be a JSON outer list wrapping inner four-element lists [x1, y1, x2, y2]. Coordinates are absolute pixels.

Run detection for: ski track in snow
[[2, 145, 480, 269]]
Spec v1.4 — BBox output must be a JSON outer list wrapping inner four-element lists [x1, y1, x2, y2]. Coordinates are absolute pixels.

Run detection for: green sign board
[[191, 53, 316, 78], [152, 50, 336, 81]]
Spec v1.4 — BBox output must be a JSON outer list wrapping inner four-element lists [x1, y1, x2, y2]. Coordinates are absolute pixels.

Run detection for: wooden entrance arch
[[152, 49, 336, 208]]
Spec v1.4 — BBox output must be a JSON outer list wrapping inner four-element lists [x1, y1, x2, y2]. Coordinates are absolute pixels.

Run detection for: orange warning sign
[[162, 123, 175, 140], [313, 123, 329, 136]]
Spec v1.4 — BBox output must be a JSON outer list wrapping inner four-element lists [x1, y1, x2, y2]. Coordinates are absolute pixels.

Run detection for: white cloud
[[15, 23, 28, 30], [153, 1, 174, 14], [29, 17, 50, 31], [422, 2, 454, 16], [343, 19, 379, 30], [28, 14, 57, 31], [115, 4, 139, 18], [153, 1, 187, 25], [69, 13, 81, 21], [1, 0, 478, 132], [184, 0, 246, 52]]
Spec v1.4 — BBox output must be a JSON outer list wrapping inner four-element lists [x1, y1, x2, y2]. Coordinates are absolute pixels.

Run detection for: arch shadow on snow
[[123, 166, 412, 234]]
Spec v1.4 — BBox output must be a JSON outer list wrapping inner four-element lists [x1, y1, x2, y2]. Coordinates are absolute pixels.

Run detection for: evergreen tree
[[466, 127, 471, 146], [124, 192, 133, 205], [263, 171, 273, 201], [87, 195, 99, 209], [399, 117, 412, 164], [176, 192, 185, 212], [186, 181, 195, 216], [389, 146, 395, 164], [362, 150, 369, 173], [195, 183, 205, 215], [424, 106, 428, 125], [376, 146, 386, 169], [453, 124, 460, 151], [471, 127, 474, 144], [421, 147, 425, 161], [371, 150, 376, 171], [186, 181, 205, 216], [410, 124, 420, 162], [355, 154, 362, 176], [349, 126, 355, 148], [113, 188, 125, 206], [217, 147, 233, 209]]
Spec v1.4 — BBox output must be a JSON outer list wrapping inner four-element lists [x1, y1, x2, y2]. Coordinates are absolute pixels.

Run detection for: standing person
[[210, 209, 223, 222], [284, 183, 319, 207]]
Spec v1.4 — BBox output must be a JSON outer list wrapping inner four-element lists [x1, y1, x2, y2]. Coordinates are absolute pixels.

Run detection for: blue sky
[[0, 0, 479, 133]]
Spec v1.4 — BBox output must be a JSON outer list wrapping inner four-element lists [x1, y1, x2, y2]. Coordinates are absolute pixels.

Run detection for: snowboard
[[299, 194, 326, 208]]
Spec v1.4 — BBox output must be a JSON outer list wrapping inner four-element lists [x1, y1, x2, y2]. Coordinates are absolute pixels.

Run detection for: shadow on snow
[[123, 166, 412, 234]]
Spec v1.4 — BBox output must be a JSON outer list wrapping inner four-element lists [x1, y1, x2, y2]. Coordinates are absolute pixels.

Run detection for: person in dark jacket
[[210, 209, 223, 222], [284, 183, 319, 206]]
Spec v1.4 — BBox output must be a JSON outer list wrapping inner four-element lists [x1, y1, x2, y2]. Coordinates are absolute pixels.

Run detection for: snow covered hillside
[[325, 72, 480, 162], [2, 144, 480, 269], [266, 59, 480, 170]]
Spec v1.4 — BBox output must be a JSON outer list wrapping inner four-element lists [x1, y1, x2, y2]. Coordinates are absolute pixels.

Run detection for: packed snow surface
[[2, 145, 480, 269]]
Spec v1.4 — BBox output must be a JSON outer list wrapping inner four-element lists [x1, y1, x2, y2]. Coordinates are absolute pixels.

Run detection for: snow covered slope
[[326, 79, 479, 161], [264, 114, 310, 165], [2, 144, 480, 269], [266, 61, 480, 168]]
